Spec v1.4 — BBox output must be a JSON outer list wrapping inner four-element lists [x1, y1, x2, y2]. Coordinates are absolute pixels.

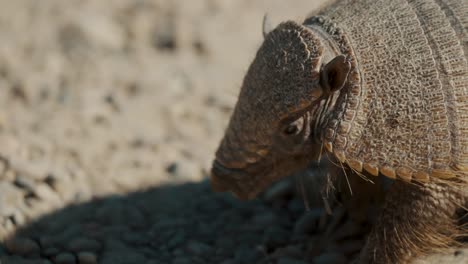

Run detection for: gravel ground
[[0, 0, 466, 263], [1, 177, 376, 264]]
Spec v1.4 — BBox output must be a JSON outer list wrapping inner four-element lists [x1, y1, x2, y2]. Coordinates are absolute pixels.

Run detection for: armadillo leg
[[357, 180, 467, 264]]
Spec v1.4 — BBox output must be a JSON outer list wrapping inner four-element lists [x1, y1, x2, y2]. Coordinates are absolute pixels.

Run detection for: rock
[[5, 237, 40, 256], [53, 172, 84, 203], [234, 245, 261, 264], [172, 257, 192, 264], [0, 182, 24, 216], [172, 248, 184, 257], [53, 225, 82, 245], [54, 252, 76, 264], [287, 199, 306, 215], [100, 249, 147, 264], [77, 251, 98, 264], [33, 183, 62, 206], [0, 244, 6, 256], [277, 257, 309, 264], [13, 175, 36, 192], [263, 179, 294, 202], [271, 245, 303, 258], [104, 238, 128, 251], [77, 15, 125, 51], [0, 158, 8, 177], [186, 241, 213, 256], [219, 259, 239, 264], [165, 160, 203, 182], [196, 195, 225, 213], [263, 226, 290, 249], [126, 207, 147, 228], [294, 209, 323, 235], [122, 232, 149, 246], [3, 217, 16, 233], [145, 260, 165, 264], [38, 236, 56, 249], [0, 255, 49, 264], [67, 237, 102, 252], [313, 252, 347, 264], [151, 13, 177, 52], [325, 208, 346, 234], [43, 247, 60, 257], [167, 230, 186, 249], [95, 199, 125, 225], [9, 158, 51, 181], [11, 210, 26, 226], [215, 237, 236, 255], [329, 221, 362, 241], [335, 240, 364, 256], [251, 211, 277, 226]]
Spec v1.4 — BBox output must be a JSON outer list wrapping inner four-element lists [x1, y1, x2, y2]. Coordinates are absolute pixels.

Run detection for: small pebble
[[186, 241, 213, 256], [126, 207, 147, 228], [34, 183, 62, 205], [0, 255, 46, 264], [294, 209, 323, 235], [122, 232, 148, 246], [330, 221, 362, 241], [263, 180, 294, 202], [13, 175, 36, 192], [54, 252, 76, 264], [219, 259, 240, 264], [251, 211, 277, 226], [277, 257, 309, 264], [39, 236, 56, 249], [263, 226, 290, 248], [5, 237, 40, 256], [172, 257, 192, 264], [172, 248, 184, 257], [43, 247, 60, 257], [100, 249, 147, 264], [313, 252, 347, 264], [271, 245, 303, 258], [10, 158, 50, 181], [77, 251, 98, 264], [336, 240, 364, 256], [167, 230, 186, 249], [234, 245, 261, 264], [0, 182, 24, 216], [68, 237, 102, 252], [0, 244, 6, 256]]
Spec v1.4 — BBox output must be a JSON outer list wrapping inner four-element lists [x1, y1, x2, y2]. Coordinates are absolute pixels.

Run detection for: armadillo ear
[[262, 14, 273, 38], [320, 55, 351, 94]]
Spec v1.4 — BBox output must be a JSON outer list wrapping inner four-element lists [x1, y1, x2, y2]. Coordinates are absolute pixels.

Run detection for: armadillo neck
[[303, 16, 362, 151], [303, 0, 468, 181]]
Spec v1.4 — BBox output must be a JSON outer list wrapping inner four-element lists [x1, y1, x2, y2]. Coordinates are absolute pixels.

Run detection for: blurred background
[[0, 1, 465, 263], [0, 0, 325, 227]]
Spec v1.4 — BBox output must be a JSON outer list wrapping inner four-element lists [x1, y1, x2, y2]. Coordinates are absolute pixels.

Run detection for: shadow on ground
[[0, 177, 375, 264]]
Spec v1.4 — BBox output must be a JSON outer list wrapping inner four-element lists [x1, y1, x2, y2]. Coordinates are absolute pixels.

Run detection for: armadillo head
[[211, 20, 351, 200]]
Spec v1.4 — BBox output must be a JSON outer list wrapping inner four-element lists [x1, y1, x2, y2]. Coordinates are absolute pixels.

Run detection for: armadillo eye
[[284, 125, 299, 135], [283, 117, 304, 136]]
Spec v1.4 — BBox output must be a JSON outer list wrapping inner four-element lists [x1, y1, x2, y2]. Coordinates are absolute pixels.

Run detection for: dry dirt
[[0, 0, 466, 263]]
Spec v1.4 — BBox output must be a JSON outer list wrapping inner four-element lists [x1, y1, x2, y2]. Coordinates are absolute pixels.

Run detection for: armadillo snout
[[210, 160, 253, 200]]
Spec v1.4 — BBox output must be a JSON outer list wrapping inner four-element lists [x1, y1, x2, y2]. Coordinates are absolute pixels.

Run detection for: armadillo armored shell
[[306, 0, 468, 182]]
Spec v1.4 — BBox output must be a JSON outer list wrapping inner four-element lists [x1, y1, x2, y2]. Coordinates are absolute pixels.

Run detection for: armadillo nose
[[210, 160, 235, 192], [212, 160, 233, 177], [211, 160, 250, 198], [211, 175, 229, 192]]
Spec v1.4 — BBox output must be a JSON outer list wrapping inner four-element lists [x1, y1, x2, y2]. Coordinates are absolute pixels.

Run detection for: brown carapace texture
[[211, 0, 467, 263]]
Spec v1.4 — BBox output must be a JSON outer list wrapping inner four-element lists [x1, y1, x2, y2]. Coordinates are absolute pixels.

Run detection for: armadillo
[[210, 0, 468, 263]]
